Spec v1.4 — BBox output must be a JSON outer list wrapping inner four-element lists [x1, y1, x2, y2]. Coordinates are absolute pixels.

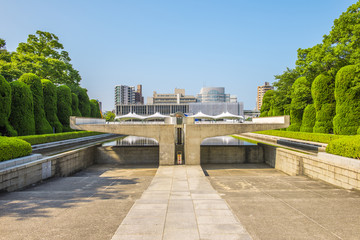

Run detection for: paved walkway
[[111, 166, 251, 240]]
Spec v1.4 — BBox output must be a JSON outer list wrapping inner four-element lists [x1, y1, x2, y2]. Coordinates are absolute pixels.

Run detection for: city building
[[196, 87, 236, 103], [147, 88, 196, 105], [114, 84, 143, 105], [189, 102, 243, 116], [116, 104, 189, 116], [256, 82, 274, 111]]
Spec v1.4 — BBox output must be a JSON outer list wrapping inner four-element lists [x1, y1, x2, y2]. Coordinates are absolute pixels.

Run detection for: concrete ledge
[[0, 154, 42, 170], [201, 145, 263, 164]]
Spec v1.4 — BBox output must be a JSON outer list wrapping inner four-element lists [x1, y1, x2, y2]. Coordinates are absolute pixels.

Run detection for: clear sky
[[1, 0, 358, 111]]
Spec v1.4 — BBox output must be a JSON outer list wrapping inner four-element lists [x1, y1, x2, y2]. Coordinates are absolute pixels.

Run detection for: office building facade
[[114, 84, 143, 105], [147, 88, 196, 105], [256, 82, 274, 111]]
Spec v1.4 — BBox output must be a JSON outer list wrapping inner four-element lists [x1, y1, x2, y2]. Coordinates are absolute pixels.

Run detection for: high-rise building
[[196, 87, 235, 103], [147, 88, 196, 105], [115, 84, 143, 106], [256, 82, 274, 111]]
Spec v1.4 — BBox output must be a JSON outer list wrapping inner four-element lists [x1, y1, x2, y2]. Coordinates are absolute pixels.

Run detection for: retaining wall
[[201, 145, 263, 164], [0, 145, 97, 192]]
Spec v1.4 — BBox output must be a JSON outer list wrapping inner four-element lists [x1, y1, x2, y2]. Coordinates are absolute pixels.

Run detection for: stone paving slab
[[111, 165, 252, 240]]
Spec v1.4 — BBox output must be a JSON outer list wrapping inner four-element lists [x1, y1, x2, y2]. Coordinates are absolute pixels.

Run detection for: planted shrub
[[300, 104, 316, 132], [9, 81, 35, 136], [326, 135, 360, 159], [0, 74, 17, 136], [312, 74, 336, 133], [57, 85, 72, 131], [0, 137, 32, 161], [70, 86, 90, 117], [18, 131, 102, 145], [288, 77, 312, 131], [41, 79, 63, 133], [90, 99, 101, 118], [71, 93, 82, 117], [333, 65, 360, 135], [18, 73, 52, 134]]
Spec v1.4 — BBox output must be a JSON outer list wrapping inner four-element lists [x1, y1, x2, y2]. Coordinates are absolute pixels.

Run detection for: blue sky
[[1, 0, 358, 111]]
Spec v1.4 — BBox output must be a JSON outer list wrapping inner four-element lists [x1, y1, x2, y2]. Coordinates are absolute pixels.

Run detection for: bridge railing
[[75, 117, 106, 125]]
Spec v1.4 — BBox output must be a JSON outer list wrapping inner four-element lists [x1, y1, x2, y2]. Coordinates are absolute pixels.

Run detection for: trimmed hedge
[[312, 74, 335, 133], [18, 131, 103, 145], [0, 137, 32, 162], [42, 79, 63, 133], [57, 85, 72, 131], [0, 74, 17, 136], [90, 99, 102, 118], [19, 73, 52, 134], [326, 135, 360, 159], [333, 65, 360, 135], [70, 86, 90, 117], [300, 104, 316, 132], [9, 81, 36, 136], [288, 77, 312, 131], [71, 93, 82, 117], [255, 130, 345, 144]]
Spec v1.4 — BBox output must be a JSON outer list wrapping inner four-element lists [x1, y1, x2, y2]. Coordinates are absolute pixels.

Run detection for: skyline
[[1, 0, 357, 111]]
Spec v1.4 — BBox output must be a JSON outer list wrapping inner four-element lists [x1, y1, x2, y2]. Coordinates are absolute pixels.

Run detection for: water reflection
[[201, 136, 255, 145], [103, 135, 254, 146], [103, 136, 159, 146]]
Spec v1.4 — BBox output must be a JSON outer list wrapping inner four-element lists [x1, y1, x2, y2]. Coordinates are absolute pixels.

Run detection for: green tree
[[12, 30, 81, 85], [333, 65, 360, 135], [57, 85, 72, 131], [71, 93, 82, 117], [311, 74, 336, 133], [288, 77, 312, 131], [90, 99, 102, 118], [69, 85, 90, 117], [273, 68, 301, 115], [9, 81, 35, 135], [0, 38, 21, 82], [18, 73, 52, 134], [260, 90, 275, 117], [0, 74, 17, 136], [41, 79, 63, 133], [300, 104, 316, 132], [104, 111, 115, 121]]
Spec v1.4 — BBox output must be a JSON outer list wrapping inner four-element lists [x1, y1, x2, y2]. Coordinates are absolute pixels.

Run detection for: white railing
[[75, 117, 106, 125]]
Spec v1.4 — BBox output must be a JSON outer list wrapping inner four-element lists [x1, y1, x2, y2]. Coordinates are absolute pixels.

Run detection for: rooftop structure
[[147, 88, 196, 105], [196, 87, 236, 103]]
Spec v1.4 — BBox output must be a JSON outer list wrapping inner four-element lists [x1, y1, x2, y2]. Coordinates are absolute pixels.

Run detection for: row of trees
[[260, 1, 360, 135], [0, 73, 101, 136], [0, 31, 102, 136]]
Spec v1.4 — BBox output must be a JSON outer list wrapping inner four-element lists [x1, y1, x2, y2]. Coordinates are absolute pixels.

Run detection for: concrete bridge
[[70, 115, 290, 165]]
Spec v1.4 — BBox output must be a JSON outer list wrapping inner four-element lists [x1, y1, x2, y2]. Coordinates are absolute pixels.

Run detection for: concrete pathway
[[111, 166, 251, 240]]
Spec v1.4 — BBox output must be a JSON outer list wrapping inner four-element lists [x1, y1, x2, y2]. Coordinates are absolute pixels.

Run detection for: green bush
[[41, 79, 63, 133], [300, 104, 316, 132], [18, 131, 102, 145], [312, 74, 336, 133], [70, 86, 90, 117], [71, 93, 82, 117], [333, 65, 360, 135], [326, 135, 360, 159], [9, 81, 35, 136], [18, 73, 52, 134], [288, 77, 312, 131], [0, 137, 32, 161], [255, 130, 345, 144], [57, 85, 72, 131], [90, 99, 102, 118], [0, 74, 17, 136]]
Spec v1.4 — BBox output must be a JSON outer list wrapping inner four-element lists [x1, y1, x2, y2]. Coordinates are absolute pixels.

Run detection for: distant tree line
[[260, 1, 360, 135], [0, 31, 101, 136]]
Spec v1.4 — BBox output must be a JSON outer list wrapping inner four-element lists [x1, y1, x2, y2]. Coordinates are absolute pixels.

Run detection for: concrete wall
[[0, 146, 97, 192], [96, 146, 159, 165], [201, 145, 263, 164], [262, 145, 360, 190]]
